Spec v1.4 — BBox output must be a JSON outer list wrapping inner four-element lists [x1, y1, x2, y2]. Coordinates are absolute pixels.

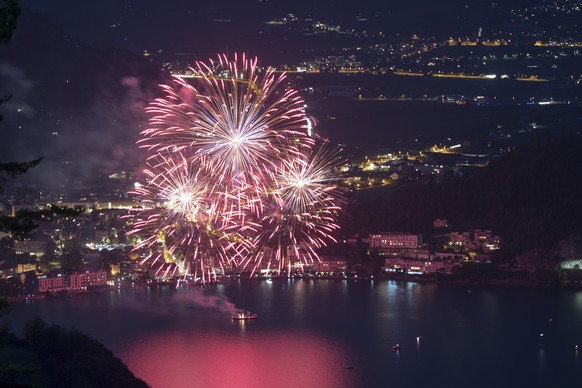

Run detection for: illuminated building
[[383, 258, 460, 275], [69, 270, 107, 290], [312, 256, 347, 273], [369, 233, 422, 249], [38, 274, 67, 293]]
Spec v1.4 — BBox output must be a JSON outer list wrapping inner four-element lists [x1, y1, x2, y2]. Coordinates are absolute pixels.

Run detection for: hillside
[[0, 317, 148, 388], [341, 134, 582, 265]]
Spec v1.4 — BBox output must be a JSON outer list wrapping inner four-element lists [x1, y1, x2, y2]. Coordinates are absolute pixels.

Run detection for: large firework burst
[[140, 53, 312, 212], [130, 54, 343, 279]]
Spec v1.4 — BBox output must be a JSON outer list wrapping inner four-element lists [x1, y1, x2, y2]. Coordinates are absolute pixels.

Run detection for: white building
[[383, 258, 460, 275], [369, 233, 423, 249], [312, 256, 347, 273]]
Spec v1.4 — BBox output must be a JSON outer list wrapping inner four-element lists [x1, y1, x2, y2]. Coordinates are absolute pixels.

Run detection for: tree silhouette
[[1, 0, 40, 177], [0, 0, 20, 43], [1, 0, 39, 184], [0, 0, 46, 236], [0, 0, 21, 129]]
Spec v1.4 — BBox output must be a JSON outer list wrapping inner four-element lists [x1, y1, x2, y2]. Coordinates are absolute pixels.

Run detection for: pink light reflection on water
[[120, 329, 358, 388]]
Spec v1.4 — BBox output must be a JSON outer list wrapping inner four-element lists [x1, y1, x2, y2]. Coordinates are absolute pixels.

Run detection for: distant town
[[2, 132, 577, 300], [0, 192, 505, 299], [158, 1, 582, 91], [2, 70, 580, 299], [2, 0, 582, 299]]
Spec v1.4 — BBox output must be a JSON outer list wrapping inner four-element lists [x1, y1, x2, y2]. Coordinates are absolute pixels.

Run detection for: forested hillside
[[341, 134, 582, 263]]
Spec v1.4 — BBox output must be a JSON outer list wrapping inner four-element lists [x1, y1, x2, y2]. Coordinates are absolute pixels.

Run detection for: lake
[[294, 73, 582, 154], [6, 280, 582, 388]]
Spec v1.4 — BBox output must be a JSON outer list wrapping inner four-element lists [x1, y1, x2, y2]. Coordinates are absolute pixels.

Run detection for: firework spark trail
[[130, 152, 251, 278], [241, 141, 344, 275], [130, 54, 343, 279]]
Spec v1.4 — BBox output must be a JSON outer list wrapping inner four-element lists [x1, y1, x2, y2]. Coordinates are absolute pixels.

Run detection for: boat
[[231, 311, 258, 321], [392, 344, 401, 351]]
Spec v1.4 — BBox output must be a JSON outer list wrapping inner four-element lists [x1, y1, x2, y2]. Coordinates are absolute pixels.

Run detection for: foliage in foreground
[[0, 316, 148, 388]]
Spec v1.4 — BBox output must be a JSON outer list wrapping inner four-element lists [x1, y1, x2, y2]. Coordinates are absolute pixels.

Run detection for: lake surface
[[294, 73, 582, 154], [5, 280, 582, 388]]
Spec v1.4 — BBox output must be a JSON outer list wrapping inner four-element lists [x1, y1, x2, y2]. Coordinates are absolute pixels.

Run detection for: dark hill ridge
[[0, 318, 148, 387], [342, 134, 582, 264]]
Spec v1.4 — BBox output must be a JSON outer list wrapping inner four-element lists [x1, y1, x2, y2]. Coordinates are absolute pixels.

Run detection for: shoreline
[[6, 274, 581, 302]]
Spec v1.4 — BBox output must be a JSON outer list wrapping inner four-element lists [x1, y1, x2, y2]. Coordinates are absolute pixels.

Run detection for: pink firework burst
[[129, 153, 252, 281], [140, 53, 313, 213], [131, 54, 344, 279]]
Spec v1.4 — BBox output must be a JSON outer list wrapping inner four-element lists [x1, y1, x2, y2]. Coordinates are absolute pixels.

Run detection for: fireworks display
[[130, 54, 344, 280]]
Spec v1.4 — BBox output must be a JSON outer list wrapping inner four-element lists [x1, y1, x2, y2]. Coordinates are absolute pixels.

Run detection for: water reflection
[[537, 347, 546, 368], [233, 317, 256, 337], [8, 281, 582, 388], [290, 279, 306, 313], [120, 330, 355, 388]]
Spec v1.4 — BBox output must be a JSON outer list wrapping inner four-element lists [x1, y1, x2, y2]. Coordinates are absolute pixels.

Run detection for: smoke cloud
[[0, 10, 170, 195], [118, 288, 238, 317]]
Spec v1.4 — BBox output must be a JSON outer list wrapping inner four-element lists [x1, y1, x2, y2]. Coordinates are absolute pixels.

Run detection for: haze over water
[[7, 280, 582, 388]]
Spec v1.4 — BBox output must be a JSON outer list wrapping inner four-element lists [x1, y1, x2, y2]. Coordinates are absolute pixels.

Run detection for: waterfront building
[[38, 274, 67, 293], [369, 233, 427, 261], [312, 256, 348, 274], [69, 270, 107, 290], [383, 257, 460, 275]]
